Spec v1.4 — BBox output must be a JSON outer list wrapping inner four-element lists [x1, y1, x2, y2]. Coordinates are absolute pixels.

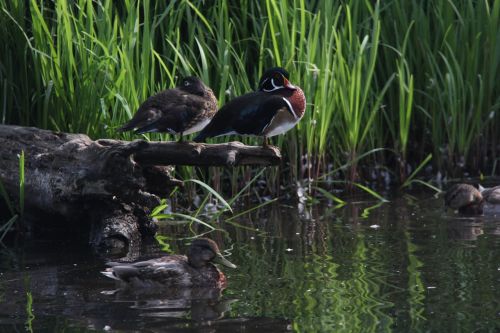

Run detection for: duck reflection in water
[[447, 223, 484, 241], [107, 287, 236, 323]]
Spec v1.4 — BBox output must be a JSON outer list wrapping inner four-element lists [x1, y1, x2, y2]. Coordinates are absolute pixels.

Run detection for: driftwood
[[0, 125, 280, 253]]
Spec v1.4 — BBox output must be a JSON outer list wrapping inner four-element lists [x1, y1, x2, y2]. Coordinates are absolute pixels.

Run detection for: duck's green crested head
[[187, 238, 237, 269]]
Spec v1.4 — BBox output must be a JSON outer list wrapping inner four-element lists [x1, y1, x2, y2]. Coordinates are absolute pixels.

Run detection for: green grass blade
[[228, 168, 267, 206], [150, 199, 168, 218], [19, 151, 25, 216], [169, 212, 216, 230], [186, 179, 232, 213], [313, 186, 346, 205], [406, 179, 442, 193], [352, 183, 389, 202], [225, 198, 278, 222], [0, 215, 18, 242], [401, 154, 433, 189]]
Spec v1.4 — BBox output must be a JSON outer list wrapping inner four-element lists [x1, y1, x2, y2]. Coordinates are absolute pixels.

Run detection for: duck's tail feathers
[[118, 122, 135, 132], [134, 121, 161, 135]]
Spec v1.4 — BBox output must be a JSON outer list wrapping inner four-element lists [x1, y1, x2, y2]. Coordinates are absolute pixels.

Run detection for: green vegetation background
[[1, 0, 499, 184]]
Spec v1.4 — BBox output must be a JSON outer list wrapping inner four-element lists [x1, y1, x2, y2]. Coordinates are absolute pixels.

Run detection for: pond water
[[1, 190, 499, 332]]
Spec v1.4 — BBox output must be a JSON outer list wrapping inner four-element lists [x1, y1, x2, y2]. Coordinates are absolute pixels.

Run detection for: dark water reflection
[[1, 190, 499, 332]]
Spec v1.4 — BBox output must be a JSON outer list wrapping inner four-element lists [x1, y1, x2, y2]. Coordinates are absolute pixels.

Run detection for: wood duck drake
[[193, 67, 306, 146], [444, 183, 500, 215], [101, 238, 236, 288], [119, 77, 217, 142]]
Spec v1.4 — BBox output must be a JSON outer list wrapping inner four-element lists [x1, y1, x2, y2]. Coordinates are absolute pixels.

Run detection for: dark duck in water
[[101, 238, 236, 288], [194, 67, 306, 147], [445, 184, 484, 215], [479, 184, 500, 213], [444, 183, 500, 215], [119, 77, 217, 142]]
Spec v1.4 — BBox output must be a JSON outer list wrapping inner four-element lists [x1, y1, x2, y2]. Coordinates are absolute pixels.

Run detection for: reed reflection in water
[[0, 191, 499, 332]]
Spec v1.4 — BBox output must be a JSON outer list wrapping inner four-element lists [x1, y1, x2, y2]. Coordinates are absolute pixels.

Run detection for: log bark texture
[[0, 125, 280, 253]]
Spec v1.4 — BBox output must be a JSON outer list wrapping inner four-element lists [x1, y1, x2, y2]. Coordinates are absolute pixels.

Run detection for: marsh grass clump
[[1, 0, 498, 193]]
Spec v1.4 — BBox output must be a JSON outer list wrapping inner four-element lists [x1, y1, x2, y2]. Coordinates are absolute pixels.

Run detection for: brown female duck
[[119, 77, 217, 141], [444, 184, 484, 215], [444, 183, 500, 215], [101, 238, 236, 288]]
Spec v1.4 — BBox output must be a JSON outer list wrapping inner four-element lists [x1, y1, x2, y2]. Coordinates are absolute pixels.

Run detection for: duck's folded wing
[[195, 92, 293, 140], [102, 259, 158, 281], [103, 264, 190, 285], [233, 95, 293, 135], [101, 265, 140, 281], [128, 90, 209, 134]]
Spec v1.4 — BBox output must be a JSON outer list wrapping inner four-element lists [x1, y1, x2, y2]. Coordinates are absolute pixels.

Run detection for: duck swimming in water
[[101, 238, 236, 288], [479, 185, 500, 213], [444, 184, 484, 215], [444, 183, 500, 215]]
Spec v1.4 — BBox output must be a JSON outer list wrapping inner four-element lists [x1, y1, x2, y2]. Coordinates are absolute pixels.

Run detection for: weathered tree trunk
[[0, 125, 281, 253]]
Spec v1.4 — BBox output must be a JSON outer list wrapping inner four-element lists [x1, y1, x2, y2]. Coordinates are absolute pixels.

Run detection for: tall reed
[[1, 0, 498, 192]]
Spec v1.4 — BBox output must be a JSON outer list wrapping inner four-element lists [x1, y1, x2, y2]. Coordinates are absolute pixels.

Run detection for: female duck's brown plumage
[[101, 238, 236, 288], [444, 184, 484, 215], [445, 183, 500, 215], [119, 77, 217, 141], [194, 67, 306, 146]]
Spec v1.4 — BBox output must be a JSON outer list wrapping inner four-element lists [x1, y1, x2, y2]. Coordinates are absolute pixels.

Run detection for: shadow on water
[[1, 189, 499, 332]]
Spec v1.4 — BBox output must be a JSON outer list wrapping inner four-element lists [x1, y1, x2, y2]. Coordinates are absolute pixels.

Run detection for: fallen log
[[0, 125, 281, 253]]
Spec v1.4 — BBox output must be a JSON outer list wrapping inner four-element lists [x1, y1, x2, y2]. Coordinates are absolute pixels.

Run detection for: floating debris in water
[[369, 224, 380, 229], [286, 248, 293, 252]]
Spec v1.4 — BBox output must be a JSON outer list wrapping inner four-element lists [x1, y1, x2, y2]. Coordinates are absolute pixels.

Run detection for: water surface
[[1, 190, 499, 332]]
